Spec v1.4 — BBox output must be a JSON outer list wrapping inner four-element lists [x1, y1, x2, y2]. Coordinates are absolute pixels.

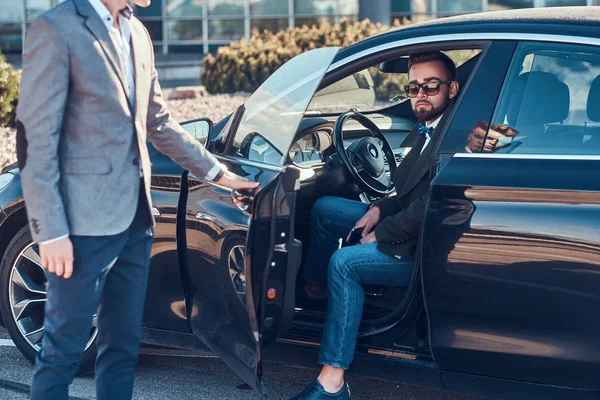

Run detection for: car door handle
[[195, 212, 216, 222], [231, 189, 254, 211]]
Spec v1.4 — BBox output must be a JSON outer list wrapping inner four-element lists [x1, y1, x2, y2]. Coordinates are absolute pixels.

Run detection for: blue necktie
[[417, 122, 433, 137]]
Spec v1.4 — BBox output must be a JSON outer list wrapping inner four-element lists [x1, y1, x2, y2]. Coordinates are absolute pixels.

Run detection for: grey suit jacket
[[16, 0, 222, 243]]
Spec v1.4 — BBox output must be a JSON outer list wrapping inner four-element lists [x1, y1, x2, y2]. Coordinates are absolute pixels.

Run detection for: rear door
[[178, 48, 339, 396], [422, 40, 600, 389]]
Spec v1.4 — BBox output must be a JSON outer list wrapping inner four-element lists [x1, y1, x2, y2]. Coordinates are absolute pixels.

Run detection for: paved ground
[[0, 326, 484, 400]]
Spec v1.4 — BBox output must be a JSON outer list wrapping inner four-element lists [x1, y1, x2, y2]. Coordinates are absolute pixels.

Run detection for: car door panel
[[180, 159, 300, 396], [423, 154, 600, 388]]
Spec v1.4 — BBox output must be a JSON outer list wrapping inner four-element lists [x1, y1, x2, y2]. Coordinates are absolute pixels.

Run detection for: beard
[[413, 96, 449, 122]]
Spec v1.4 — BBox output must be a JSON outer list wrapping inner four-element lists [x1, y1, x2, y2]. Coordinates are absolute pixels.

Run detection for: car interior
[[273, 46, 485, 338]]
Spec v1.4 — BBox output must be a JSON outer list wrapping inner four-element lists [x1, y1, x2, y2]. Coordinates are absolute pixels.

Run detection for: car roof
[[337, 6, 600, 62], [401, 6, 600, 29]]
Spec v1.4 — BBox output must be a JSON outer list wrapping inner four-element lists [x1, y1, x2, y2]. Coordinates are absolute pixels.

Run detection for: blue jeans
[[303, 196, 414, 370]]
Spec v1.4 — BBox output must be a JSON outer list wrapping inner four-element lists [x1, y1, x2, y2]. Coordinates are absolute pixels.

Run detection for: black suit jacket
[[373, 108, 451, 258]]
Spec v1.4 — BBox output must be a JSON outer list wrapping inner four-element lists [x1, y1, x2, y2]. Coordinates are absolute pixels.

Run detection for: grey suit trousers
[[30, 186, 153, 400]]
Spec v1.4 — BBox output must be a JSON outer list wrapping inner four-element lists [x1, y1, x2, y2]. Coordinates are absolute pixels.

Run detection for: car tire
[[0, 225, 97, 375]]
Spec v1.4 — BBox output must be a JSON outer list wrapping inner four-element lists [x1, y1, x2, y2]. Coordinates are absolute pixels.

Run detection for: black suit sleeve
[[374, 192, 428, 244], [373, 196, 402, 219]]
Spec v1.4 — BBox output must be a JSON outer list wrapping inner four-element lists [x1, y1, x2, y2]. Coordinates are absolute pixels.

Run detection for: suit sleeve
[[16, 16, 70, 243], [373, 196, 402, 219], [374, 192, 428, 244], [143, 27, 225, 181]]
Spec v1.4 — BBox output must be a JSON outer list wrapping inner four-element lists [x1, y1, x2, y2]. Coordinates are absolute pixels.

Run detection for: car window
[[307, 49, 481, 115], [226, 47, 339, 166], [476, 42, 600, 155]]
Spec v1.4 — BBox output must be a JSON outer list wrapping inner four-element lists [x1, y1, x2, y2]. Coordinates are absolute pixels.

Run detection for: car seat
[[504, 71, 570, 150], [586, 75, 600, 149]]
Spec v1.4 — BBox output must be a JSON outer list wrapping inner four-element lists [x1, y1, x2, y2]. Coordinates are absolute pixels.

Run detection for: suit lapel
[[72, 0, 131, 107], [396, 112, 449, 198]]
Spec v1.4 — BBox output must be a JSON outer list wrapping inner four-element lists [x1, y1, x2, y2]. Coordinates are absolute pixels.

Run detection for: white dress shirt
[[420, 115, 442, 155], [88, 0, 135, 105]]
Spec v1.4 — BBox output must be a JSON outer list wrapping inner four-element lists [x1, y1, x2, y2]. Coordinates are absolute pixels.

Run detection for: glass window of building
[[251, 19, 289, 34], [392, 0, 432, 14], [295, 16, 336, 28], [295, 0, 337, 16], [250, 0, 289, 16], [208, 0, 245, 16], [339, 0, 359, 15], [488, 0, 534, 11], [164, 0, 203, 17], [545, 0, 586, 5], [0, 0, 23, 53], [25, 0, 53, 21], [208, 19, 245, 40], [437, 0, 482, 14], [168, 20, 203, 41]]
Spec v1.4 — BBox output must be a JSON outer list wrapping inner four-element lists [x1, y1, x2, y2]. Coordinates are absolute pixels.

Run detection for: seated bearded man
[[291, 51, 459, 400]]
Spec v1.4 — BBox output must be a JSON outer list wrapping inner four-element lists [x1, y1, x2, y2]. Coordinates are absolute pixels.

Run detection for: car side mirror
[[182, 118, 213, 147]]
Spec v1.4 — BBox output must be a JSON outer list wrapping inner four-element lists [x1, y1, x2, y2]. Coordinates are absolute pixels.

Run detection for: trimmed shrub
[[201, 18, 409, 94], [0, 52, 20, 128]]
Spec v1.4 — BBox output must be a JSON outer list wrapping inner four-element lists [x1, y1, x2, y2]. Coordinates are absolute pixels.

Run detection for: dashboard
[[288, 130, 332, 166], [288, 115, 414, 170]]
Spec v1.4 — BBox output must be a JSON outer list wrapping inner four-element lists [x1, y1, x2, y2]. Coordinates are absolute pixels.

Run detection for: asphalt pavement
[[0, 326, 484, 400]]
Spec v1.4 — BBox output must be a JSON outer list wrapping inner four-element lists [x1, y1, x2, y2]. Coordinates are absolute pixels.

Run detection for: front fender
[[0, 166, 23, 214]]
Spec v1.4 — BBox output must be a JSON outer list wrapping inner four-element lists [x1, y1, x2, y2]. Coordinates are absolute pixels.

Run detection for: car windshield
[[222, 47, 339, 166], [307, 49, 481, 115]]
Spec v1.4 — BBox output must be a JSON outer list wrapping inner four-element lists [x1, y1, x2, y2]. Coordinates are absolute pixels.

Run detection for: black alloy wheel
[[0, 225, 97, 375]]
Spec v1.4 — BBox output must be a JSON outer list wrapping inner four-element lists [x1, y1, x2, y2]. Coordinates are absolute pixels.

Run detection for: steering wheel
[[333, 110, 397, 197]]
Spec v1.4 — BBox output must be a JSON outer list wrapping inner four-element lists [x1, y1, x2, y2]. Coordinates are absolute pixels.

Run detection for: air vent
[[383, 152, 404, 167]]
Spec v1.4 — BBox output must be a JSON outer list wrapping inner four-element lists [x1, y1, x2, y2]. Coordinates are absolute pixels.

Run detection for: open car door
[[179, 47, 339, 397]]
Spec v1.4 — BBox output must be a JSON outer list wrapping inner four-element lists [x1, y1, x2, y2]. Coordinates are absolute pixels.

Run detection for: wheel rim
[[228, 245, 247, 306], [8, 242, 98, 352]]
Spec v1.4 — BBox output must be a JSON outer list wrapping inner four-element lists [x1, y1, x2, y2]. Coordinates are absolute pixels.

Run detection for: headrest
[[507, 72, 570, 128], [587, 75, 600, 122]]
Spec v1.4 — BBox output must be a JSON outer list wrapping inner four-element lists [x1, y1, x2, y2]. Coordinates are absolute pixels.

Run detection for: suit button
[[133, 157, 139, 166]]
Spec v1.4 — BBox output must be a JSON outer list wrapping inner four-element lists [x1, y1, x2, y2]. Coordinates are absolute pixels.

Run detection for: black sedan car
[[1, 7, 600, 399]]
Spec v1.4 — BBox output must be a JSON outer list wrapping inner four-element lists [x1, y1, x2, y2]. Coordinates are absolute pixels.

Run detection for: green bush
[[201, 18, 409, 94], [0, 52, 20, 128]]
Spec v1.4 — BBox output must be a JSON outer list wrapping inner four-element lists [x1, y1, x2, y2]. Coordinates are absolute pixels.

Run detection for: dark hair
[[490, 123, 520, 137], [408, 51, 457, 81], [474, 120, 490, 131]]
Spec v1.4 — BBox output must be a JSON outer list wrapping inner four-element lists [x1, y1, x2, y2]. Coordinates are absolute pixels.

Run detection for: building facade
[[1, 0, 599, 58]]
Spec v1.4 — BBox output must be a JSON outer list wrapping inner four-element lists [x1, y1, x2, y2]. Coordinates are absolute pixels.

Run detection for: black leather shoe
[[288, 380, 351, 400]]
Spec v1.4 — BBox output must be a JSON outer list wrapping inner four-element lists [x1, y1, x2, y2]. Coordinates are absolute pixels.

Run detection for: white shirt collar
[[87, 0, 130, 38], [426, 115, 443, 131], [88, 0, 113, 28]]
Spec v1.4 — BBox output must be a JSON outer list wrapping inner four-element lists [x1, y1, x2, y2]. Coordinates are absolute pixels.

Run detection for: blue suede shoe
[[288, 380, 351, 400]]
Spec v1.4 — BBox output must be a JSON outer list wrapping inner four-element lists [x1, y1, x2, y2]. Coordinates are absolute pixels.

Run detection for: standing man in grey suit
[[15, 0, 259, 398]]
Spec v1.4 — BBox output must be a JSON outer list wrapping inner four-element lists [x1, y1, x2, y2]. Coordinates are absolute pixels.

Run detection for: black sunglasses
[[403, 80, 453, 98]]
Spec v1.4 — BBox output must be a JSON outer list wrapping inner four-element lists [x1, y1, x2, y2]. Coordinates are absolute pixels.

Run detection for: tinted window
[[484, 42, 600, 155], [439, 41, 517, 154]]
